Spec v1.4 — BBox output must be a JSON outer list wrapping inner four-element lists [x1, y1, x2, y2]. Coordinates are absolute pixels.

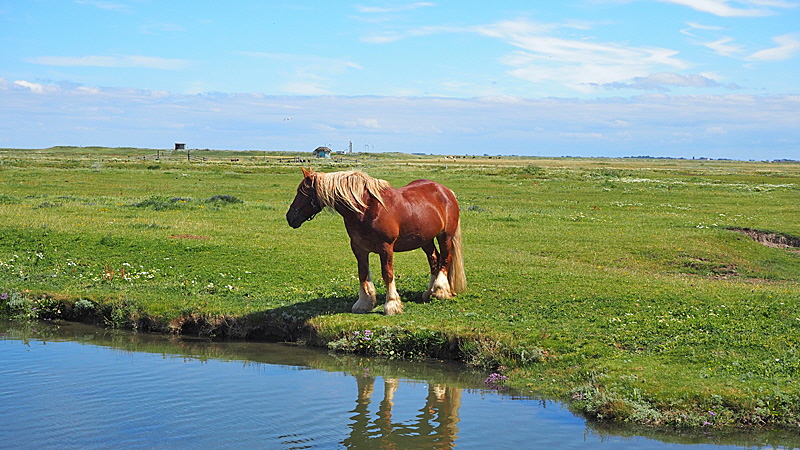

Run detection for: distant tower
[[349, 141, 353, 154]]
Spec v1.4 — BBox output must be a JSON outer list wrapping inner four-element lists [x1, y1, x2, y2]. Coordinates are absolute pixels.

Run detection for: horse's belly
[[394, 235, 431, 252]]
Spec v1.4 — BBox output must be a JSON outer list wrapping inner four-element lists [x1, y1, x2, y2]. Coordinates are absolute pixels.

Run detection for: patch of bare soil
[[729, 227, 800, 252]]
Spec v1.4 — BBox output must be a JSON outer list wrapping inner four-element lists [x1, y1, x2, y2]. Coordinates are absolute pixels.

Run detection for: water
[[1, 320, 797, 450]]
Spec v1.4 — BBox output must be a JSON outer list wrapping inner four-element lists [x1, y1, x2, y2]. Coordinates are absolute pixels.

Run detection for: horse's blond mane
[[314, 170, 391, 212]]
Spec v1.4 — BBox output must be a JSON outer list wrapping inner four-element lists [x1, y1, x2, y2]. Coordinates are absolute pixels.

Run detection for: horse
[[286, 167, 466, 315]]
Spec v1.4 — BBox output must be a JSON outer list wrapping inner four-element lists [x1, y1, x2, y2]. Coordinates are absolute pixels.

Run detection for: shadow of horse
[[176, 288, 433, 342], [174, 295, 348, 340]]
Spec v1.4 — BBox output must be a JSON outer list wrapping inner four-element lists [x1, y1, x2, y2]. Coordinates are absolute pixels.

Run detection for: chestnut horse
[[286, 168, 465, 315]]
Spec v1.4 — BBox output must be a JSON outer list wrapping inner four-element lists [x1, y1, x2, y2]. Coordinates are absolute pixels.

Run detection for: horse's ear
[[302, 167, 314, 178]]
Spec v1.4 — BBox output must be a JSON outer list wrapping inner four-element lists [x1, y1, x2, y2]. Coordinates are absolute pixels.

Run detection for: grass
[[1, 146, 799, 429]]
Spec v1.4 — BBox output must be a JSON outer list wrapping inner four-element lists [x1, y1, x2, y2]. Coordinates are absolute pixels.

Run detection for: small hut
[[313, 146, 332, 158]]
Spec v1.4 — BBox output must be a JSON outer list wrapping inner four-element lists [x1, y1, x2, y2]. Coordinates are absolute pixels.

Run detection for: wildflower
[[484, 372, 509, 388], [1, 293, 7, 300]]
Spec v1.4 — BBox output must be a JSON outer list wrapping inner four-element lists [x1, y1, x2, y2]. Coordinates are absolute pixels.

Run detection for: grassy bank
[[2, 146, 799, 429]]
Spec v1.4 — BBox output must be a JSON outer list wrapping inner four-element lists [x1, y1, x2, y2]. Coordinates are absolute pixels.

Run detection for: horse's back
[[392, 179, 459, 237], [400, 179, 455, 199], [397, 179, 457, 211]]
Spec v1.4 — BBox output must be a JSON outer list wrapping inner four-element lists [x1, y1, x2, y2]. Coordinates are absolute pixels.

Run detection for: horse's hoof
[[422, 290, 432, 301], [352, 303, 373, 314], [383, 301, 404, 315], [430, 289, 453, 300]]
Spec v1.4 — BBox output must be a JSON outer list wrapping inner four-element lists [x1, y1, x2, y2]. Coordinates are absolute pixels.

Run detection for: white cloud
[[358, 16, 717, 93], [680, 22, 719, 38], [747, 33, 800, 61], [475, 19, 689, 91], [239, 52, 363, 95], [750, 0, 800, 7], [681, 23, 747, 58], [704, 37, 745, 57], [1, 78, 798, 159], [706, 126, 728, 134], [26, 55, 191, 70], [239, 52, 363, 71], [13, 80, 52, 94], [360, 25, 464, 44], [657, 0, 793, 17], [281, 81, 331, 96], [604, 72, 729, 91], [351, 118, 382, 129], [76, 86, 102, 95]]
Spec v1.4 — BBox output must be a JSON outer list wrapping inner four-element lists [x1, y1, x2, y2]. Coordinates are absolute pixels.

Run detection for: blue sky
[[1, 1, 799, 159]]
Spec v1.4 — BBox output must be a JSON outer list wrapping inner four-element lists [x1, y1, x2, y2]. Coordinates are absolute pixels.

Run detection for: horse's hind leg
[[352, 249, 377, 313], [429, 233, 454, 299], [421, 242, 439, 301]]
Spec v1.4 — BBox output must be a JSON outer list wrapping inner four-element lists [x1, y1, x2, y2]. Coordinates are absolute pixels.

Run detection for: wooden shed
[[313, 146, 332, 158]]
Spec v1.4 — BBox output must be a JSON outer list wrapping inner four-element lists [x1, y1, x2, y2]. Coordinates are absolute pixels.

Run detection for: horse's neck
[[335, 192, 383, 226], [335, 201, 365, 222], [333, 189, 373, 217]]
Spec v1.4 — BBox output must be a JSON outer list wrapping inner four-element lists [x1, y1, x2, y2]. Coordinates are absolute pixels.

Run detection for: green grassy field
[[2, 146, 799, 429]]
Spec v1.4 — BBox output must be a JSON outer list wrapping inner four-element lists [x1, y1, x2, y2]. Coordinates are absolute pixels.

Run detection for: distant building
[[313, 146, 332, 158], [175, 143, 186, 150]]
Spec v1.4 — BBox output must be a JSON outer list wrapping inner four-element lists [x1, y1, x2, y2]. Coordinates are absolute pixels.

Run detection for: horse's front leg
[[352, 248, 377, 314], [379, 244, 403, 315]]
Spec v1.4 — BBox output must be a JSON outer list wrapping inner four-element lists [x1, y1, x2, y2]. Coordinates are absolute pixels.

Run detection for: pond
[[1, 320, 797, 450]]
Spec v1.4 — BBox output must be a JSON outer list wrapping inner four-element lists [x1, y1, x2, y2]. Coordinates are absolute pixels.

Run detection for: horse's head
[[286, 167, 323, 228]]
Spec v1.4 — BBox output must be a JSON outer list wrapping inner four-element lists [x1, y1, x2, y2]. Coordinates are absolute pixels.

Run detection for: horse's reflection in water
[[344, 375, 462, 449]]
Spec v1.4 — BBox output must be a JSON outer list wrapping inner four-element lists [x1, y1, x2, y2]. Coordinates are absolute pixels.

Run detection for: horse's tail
[[449, 221, 467, 294]]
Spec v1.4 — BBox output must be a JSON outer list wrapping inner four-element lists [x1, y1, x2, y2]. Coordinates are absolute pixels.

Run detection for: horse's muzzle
[[286, 209, 304, 228]]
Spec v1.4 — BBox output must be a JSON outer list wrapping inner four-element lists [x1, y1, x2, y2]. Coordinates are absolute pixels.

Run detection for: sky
[[1, 1, 799, 160]]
